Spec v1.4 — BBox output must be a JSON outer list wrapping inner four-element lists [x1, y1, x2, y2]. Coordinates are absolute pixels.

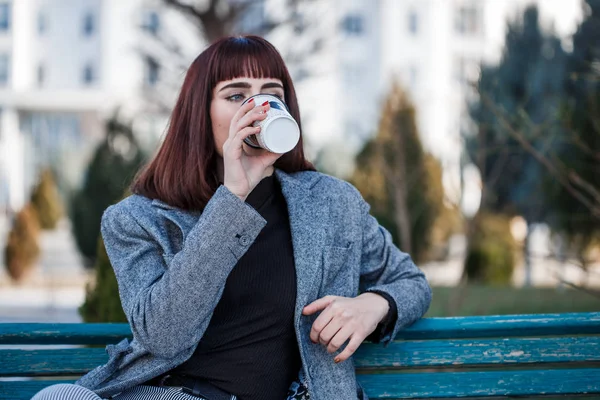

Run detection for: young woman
[[32, 35, 431, 400]]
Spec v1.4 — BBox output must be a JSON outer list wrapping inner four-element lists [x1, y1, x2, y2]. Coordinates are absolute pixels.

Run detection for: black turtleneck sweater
[[169, 174, 397, 400], [171, 174, 301, 400]]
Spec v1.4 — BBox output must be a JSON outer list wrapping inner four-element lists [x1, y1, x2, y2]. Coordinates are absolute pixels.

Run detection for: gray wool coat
[[75, 169, 432, 400]]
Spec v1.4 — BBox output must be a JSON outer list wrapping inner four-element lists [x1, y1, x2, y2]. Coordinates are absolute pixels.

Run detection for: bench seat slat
[[1, 313, 599, 344], [356, 368, 600, 398], [354, 337, 600, 368]]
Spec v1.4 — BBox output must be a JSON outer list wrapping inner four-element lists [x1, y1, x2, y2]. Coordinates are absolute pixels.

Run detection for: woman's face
[[211, 76, 285, 156]]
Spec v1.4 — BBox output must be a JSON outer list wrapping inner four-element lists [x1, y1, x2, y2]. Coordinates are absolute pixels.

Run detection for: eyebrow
[[218, 81, 284, 92]]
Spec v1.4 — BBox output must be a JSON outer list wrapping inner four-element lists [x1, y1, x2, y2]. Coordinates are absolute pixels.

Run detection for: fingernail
[[334, 357, 340, 363], [261, 101, 269, 106], [249, 98, 255, 103]]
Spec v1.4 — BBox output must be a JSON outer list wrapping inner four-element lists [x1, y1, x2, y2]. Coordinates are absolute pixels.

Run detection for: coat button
[[239, 235, 251, 246]]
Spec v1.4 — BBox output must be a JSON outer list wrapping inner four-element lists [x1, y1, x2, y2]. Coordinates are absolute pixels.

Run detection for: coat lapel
[[275, 169, 329, 325], [151, 170, 329, 323]]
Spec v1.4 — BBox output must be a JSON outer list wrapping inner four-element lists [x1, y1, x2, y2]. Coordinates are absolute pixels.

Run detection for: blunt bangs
[[208, 36, 290, 87]]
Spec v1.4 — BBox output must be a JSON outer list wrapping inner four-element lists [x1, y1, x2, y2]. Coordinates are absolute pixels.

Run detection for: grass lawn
[[426, 285, 600, 317]]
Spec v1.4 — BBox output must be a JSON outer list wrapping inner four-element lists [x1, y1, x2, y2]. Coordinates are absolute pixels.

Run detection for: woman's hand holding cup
[[222, 98, 283, 201]]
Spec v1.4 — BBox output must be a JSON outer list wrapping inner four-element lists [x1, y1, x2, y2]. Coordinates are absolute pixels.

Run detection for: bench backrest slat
[[397, 312, 600, 339], [357, 368, 600, 398], [0, 348, 107, 376], [0, 324, 131, 345], [355, 336, 600, 368], [0, 380, 73, 400], [3, 336, 599, 376], [1, 312, 599, 344]]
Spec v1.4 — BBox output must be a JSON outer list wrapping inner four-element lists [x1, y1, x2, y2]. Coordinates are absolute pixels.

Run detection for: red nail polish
[[261, 101, 269, 106], [249, 98, 255, 103]]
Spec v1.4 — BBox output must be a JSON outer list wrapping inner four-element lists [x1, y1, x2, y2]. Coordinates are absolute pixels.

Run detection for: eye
[[225, 93, 245, 102]]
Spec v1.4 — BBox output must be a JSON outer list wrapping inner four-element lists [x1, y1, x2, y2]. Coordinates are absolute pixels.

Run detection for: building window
[[454, 56, 479, 84], [142, 11, 160, 35], [408, 10, 418, 35], [37, 63, 45, 86], [0, 3, 10, 32], [145, 57, 159, 86], [38, 11, 47, 34], [343, 65, 362, 86], [83, 63, 95, 85], [455, 5, 480, 35], [83, 12, 95, 36], [341, 14, 363, 35], [0, 54, 8, 86], [409, 65, 418, 86]]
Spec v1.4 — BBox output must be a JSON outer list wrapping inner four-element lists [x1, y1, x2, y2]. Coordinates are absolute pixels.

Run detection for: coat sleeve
[[101, 186, 267, 359], [358, 200, 432, 346]]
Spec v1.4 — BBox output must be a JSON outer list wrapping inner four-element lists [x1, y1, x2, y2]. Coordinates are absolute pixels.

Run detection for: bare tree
[[138, 0, 325, 113]]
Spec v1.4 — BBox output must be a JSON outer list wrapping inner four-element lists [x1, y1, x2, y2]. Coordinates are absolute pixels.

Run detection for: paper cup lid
[[262, 116, 300, 153]]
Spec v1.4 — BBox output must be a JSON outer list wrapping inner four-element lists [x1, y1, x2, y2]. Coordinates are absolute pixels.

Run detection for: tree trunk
[[392, 123, 412, 254], [524, 224, 532, 286], [393, 183, 412, 253]]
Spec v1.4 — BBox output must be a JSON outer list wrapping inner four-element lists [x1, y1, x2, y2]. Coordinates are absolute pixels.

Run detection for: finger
[[309, 306, 334, 344], [327, 324, 354, 355], [234, 125, 262, 142], [334, 334, 363, 364], [303, 296, 336, 316], [236, 103, 270, 131], [318, 316, 344, 348], [223, 126, 261, 156], [229, 98, 257, 138]]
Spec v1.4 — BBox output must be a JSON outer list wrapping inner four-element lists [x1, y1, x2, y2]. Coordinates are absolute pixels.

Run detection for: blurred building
[[0, 0, 583, 214], [0, 0, 200, 214], [303, 0, 581, 191]]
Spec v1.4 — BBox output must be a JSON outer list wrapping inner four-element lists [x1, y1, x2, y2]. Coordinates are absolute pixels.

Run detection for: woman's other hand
[[302, 293, 390, 363]]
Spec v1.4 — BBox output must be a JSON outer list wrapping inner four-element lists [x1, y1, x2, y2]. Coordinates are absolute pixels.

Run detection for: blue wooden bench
[[1, 312, 599, 399]]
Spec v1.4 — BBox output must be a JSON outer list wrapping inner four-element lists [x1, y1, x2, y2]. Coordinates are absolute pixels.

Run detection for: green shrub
[[79, 236, 127, 322], [70, 114, 145, 267], [464, 212, 516, 285], [4, 205, 41, 281], [351, 83, 451, 263], [30, 169, 64, 230]]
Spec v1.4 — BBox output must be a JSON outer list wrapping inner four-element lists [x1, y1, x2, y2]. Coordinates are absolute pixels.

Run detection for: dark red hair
[[132, 35, 315, 211]]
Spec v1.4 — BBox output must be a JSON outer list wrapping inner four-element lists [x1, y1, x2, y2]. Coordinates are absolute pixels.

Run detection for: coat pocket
[[320, 244, 356, 296]]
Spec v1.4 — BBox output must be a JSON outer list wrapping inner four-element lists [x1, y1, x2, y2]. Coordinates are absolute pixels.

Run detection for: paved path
[[0, 218, 90, 322]]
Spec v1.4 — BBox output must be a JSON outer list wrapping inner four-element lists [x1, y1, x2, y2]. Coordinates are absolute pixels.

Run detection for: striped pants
[[31, 380, 309, 399], [31, 384, 211, 399]]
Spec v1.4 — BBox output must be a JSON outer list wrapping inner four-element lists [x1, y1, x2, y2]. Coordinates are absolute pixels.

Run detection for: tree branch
[[480, 93, 600, 219]]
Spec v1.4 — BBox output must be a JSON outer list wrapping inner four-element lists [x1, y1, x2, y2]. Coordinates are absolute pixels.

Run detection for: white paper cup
[[242, 94, 300, 153]]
